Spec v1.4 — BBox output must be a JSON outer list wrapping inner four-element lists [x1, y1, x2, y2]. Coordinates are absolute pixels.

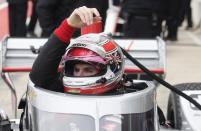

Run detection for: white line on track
[[185, 31, 201, 46]]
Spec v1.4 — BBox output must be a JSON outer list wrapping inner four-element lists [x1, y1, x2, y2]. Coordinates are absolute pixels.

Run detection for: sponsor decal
[[68, 89, 80, 93], [152, 92, 156, 102], [72, 43, 86, 48], [29, 90, 35, 100]]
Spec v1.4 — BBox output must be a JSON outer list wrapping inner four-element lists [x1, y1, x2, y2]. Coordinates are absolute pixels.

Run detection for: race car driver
[[29, 6, 125, 94]]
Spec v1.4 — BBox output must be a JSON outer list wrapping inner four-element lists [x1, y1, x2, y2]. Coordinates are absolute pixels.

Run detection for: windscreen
[[30, 106, 95, 131], [100, 109, 155, 131], [30, 107, 155, 131]]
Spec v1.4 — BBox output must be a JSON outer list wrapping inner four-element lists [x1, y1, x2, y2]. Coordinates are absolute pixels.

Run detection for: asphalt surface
[[157, 27, 201, 116], [0, 1, 201, 119]]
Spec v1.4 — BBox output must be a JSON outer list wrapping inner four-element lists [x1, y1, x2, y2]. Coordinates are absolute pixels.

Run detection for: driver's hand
[[67, 6, 102, 28]]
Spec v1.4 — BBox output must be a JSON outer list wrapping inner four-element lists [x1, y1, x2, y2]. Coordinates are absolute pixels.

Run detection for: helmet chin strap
[[96, 77, 107, 83], [95, 64, 117, 84]]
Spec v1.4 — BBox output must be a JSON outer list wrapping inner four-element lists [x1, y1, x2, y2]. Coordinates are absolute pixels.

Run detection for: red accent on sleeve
[[54, 19, 77, 43]]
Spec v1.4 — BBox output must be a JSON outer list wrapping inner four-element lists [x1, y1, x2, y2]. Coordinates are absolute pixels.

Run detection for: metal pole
[[1, 72, 17, 118]]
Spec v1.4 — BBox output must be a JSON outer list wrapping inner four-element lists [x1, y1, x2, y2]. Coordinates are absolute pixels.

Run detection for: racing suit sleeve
[[29, 19, 77, 92]]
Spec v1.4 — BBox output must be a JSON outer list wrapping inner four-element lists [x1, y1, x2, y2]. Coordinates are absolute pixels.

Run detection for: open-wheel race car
[[1, 3, 201, 131], [0, 33, 201, 131]]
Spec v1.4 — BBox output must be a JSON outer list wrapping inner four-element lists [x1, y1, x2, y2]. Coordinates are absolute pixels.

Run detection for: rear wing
[[1, 36, 165, 74], [0, 36, 165, 118]]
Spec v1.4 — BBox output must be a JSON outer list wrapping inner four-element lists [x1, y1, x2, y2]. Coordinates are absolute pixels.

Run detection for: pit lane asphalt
[[0, 13, 201, 119], [157, 27, 201, 116]]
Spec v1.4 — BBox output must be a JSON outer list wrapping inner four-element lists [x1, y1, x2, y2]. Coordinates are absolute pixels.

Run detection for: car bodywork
[[0, 35, 167, 131]]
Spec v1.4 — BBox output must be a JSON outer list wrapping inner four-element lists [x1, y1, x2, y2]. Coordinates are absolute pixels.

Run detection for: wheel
[[0, 109, 11, 131], [0, 119, 11, 131], [167, 82, 201, 129], [0, 125, 11, 131]]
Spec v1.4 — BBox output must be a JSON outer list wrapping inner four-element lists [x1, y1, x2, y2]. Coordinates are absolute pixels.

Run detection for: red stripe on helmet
[[102, 41, 117, 52], [64, 80, 119, 94], [68, 48, 97, 56]]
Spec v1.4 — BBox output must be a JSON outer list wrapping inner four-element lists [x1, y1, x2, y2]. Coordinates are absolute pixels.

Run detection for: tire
[[167, 82, 201, 129], [0, 120, 11, 131], [0, 109, 11, 131], [0, 126, 11, 131]]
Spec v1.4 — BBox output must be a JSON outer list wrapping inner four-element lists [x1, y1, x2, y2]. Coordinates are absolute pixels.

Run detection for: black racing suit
[[36, 0, 78, 37], [121, 0, 166, 38], [7, 0, 27, 37], [29, 19, 76, 92]]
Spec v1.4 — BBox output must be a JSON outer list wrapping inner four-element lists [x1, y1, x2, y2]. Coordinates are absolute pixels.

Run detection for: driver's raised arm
[[29, 6, 101, 92]]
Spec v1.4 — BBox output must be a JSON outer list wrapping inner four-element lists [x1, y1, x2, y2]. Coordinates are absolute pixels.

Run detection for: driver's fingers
[[75, 6, 100, 25], [91, 8, 100, 17], [82, 6, 93, 25], [74, 7, 86, 23]]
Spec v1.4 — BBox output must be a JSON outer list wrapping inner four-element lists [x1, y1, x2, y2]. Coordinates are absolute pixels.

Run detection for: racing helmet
[[61, 33, 125, 94]]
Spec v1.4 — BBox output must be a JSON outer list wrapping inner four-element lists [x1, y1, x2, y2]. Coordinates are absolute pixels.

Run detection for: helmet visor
[[65, 55, 105, 65], [64, 60, 107, 77]]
